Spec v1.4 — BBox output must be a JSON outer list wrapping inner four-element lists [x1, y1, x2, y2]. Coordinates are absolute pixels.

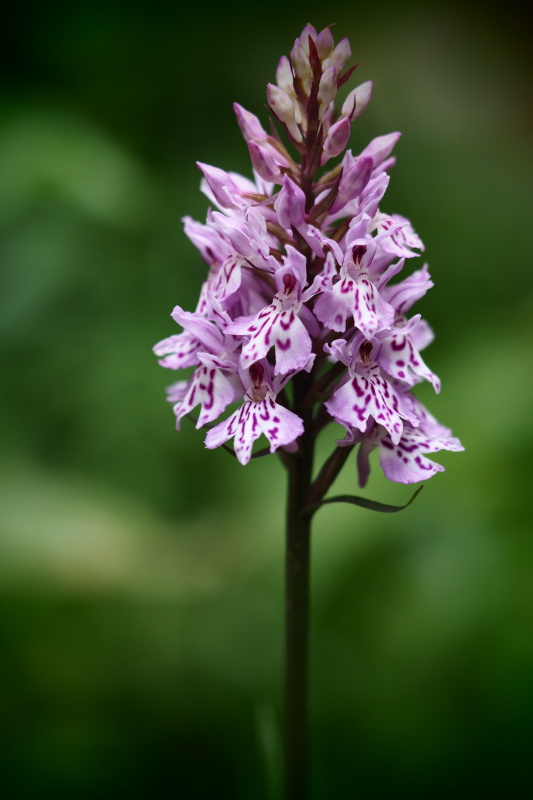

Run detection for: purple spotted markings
[[154, 23, 463, 482], [205, 363, 304, 465]]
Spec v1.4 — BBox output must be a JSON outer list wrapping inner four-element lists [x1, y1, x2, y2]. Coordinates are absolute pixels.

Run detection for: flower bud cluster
[[154, 24, 463, 483]]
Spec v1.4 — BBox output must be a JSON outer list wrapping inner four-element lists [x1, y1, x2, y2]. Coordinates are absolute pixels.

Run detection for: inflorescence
[[154, 23, 463, 485]]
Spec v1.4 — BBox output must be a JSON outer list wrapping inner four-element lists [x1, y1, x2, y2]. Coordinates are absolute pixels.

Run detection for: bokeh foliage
[[1, 1, 532, 797]]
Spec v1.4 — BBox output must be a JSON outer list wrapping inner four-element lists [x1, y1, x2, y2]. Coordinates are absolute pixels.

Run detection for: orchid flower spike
[[154, 23, 463, 485]]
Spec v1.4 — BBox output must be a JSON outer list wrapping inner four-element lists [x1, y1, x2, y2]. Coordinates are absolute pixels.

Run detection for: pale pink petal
[[325, 363, 419, 444], [173, 365, 238, 430], [205, 397, 304, 464], [378, 426, 464, 484]]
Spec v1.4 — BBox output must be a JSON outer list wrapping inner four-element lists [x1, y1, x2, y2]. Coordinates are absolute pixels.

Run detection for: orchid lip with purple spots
[[154, 23, 462, 481]]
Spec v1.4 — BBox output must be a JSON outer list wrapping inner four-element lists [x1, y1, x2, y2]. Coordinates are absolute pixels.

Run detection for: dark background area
[[1, 1, 532, 797]]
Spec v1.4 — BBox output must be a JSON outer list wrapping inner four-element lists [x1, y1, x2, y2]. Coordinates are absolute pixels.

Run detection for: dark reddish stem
[[283, 371, 315, 800]]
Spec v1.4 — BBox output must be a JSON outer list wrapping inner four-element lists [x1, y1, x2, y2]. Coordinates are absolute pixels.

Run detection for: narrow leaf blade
[[305, 485, 423, 516]]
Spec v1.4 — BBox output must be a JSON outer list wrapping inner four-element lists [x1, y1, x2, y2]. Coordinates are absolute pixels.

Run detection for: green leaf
[[304, 485, 423, 516]]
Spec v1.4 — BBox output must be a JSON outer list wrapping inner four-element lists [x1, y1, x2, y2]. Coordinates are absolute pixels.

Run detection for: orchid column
[[154, 23, 463, 800]]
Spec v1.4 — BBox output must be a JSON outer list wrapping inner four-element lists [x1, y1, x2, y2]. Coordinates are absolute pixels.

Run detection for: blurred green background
[[1, 1, 532, 797]]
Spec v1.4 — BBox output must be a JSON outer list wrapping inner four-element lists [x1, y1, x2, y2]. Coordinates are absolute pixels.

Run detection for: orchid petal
[[205, 396, 304, 464]]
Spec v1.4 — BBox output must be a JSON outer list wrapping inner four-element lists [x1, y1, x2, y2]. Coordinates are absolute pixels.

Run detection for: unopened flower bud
[[298, 24, 318, 54], [315, 27, 334, 59], [291, 38, 312, 83], [248, 141, 282, 183], [276, 55, 294, 95], [342, 81, 373, 121], [267, 83, 302, 142], [379, 156, 397, 173], [318, 66, 338, 115], [274, 177, 305, 229], [359, 132, 402, 169], [322, 117, 351, 163], [233, 103, 268, 143], [325, 37, 351, 72], [196, 162, 241, 209], [338, 156, 374, 201], [274, 67, 303, 124]]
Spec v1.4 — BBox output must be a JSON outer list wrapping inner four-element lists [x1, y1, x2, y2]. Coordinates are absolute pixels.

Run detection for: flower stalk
[[284, 374, 315, 800]]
